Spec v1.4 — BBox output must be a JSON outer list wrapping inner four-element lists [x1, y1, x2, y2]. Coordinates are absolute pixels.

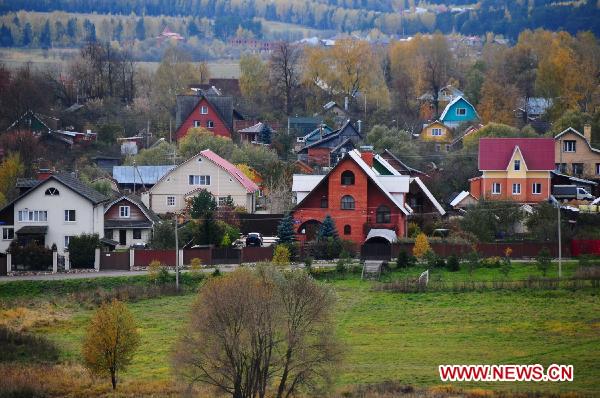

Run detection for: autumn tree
[[173, 267, 340, 398], [413, 233, 431, 260], [82, 300, 140, 390], [269, 42, 302, 115], [0, 153, 24, 207], [239, 54, 268, 112]]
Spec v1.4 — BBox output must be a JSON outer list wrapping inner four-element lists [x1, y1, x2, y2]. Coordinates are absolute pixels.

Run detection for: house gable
[[440, 96, 478, 124], [421, 121, 452, 142], [104, 197, 156, 224], [175, 96, 232, 141]]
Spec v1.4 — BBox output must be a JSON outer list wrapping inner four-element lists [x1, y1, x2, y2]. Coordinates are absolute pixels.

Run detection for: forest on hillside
[[0, 0, 598, 42]]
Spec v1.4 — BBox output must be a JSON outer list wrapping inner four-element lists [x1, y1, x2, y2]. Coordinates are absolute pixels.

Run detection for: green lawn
[[24, 269, 599, 395]]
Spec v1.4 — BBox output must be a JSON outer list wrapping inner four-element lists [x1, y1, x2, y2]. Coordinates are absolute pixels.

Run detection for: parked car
[[245, 233, 263, 247], [552, 185, 594, 200]]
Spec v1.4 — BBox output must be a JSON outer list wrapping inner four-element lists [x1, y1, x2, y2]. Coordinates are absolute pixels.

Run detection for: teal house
[[439, 96, 479, 128]]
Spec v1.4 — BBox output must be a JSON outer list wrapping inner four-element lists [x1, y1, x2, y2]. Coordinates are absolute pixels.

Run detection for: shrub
[[424, 250, 439, 269], [500, 258, 512, 278], [578, 254, 600, 267], [335, 259, 347, 274], [396, 250, 416, 269], [212, 268, 221, 277], [536, 247, 552, 276], [272, 245, 291, 266], [413, 233, 431, 260], [0, 325, 60, 362], [303, 257, 313, 271], [446, 255, 460, 272], [407, 222, 421, 238], [481, 256, 502, 268], [9, 242, 53, 271], [465, 251, 480, 276], [69, 234, 100, 268], [147, 260, 163, 284], [190, 258, 202, 272]]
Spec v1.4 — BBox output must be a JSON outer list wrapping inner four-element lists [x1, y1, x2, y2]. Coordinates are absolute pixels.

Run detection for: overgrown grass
[[0, 267, 598, 395]]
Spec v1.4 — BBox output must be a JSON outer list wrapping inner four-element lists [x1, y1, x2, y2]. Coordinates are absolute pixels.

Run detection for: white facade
[[142, 152, 256, 214], [10, 179, 105, 254], [104, 228, 152, 249]]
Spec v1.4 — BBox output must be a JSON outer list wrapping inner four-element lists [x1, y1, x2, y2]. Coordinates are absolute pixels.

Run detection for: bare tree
[[173, 267, 340, 398], [269, 42, 302, 116]]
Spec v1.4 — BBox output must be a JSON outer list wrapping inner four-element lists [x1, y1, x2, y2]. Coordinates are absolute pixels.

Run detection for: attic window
[[207, 120, 214, 129], [431, 128, 442, 136], [456, 108, 467, 116], [341, 170, 355, 185], [45, 188, 59, 196], [200, 106, 208, 114], [514, 160, 521, 171]]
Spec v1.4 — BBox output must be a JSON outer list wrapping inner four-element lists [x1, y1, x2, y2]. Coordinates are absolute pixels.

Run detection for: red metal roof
[[478, 138, 555, 171], [200, 149, 259, 193]]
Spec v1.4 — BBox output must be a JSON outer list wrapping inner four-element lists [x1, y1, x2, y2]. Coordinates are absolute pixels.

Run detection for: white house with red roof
[[469, 138, 555, 203], [141, 149, 259, 214]]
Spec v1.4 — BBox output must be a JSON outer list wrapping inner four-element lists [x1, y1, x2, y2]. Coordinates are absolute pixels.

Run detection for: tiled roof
[[478, 138, 555, 171], [200, 149, 259, 193], [51, 173, 110, 204]]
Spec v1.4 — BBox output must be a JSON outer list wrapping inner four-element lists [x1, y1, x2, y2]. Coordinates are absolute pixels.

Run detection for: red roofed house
[[141, 149, 259, 214], [291, 148, 445, 244], [174, 94, 242, 141], [469, 138, 555, 203]]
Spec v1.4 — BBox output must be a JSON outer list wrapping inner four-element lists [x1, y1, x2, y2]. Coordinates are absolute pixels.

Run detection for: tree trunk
[[111, 370, 117, 390]]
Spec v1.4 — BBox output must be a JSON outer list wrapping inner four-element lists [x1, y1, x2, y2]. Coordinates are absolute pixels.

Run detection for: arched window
[[45, 187, 59, 196], [341, 170, 355, 185], [344, 225, 351, 235], [341, 195, 355, 210], [376, 205, 391, 223]]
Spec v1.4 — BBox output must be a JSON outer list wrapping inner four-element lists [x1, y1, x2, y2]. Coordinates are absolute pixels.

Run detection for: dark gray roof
[[16, 178, 39, 188], [51, 173, 110, 205], [104, 220, 153, 229], [175, 94, 235, 131], [17, 225, 48, 235]]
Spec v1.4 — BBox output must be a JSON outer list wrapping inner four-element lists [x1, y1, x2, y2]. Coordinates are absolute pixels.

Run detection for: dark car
[[245, 232, 263, 247]]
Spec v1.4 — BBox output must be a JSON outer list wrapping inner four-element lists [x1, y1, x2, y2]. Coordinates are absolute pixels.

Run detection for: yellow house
[[554, 125, 600, 178], [420, 120, 452, 152]]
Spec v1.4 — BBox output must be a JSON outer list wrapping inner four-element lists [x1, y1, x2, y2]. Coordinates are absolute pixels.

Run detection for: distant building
[[296, 120, 363, 167], [175, 94, 243, 141], [419, 120, 453, 152], [439, 96, 479, 128], [554, 125, 600, 179], [104, 195, 159, 249], [112, 165, 176, 193]]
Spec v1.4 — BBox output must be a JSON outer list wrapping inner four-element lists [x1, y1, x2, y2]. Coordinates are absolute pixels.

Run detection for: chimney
[[36, 168, 53, 181], [583, 124, 592, 143], [357, 119, 362, 133], [360, 145, 374, 167], [344, 96, 349, 111]]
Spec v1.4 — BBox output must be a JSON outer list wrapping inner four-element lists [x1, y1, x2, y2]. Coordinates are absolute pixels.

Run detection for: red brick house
[[174, 94, 243, 141], [291, 148, 445, 244], [469, 138, 554, 203]]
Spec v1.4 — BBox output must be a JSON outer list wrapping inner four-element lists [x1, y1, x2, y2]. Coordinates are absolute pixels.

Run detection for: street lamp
[[174, 212, 180, 291]]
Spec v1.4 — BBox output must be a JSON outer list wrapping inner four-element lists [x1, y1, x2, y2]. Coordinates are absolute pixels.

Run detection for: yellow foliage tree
[[235, 163, 259, 183], [272, 245, 291, 266], [413, 233, 431, 260], [82, 299, 140, 390], [0, 153, 24, 208]]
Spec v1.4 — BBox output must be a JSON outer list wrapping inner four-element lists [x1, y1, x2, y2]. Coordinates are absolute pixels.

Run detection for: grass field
[[1, 262, 597, 396]]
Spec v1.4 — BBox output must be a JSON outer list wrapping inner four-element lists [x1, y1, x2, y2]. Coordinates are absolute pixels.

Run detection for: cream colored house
[[554, 125, 600, 178], [141, 149, 259, 214], [420, 120, 452, 152]]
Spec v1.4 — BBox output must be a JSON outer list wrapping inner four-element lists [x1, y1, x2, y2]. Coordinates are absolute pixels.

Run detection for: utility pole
[[174, 212, 179, 291], [169, 118, 172, 143], [557, 202, 562, 278], [146, 119, 150, 148]]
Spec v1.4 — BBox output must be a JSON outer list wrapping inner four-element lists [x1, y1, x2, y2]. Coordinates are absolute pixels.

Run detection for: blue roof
[[113, 165, 175, 185]]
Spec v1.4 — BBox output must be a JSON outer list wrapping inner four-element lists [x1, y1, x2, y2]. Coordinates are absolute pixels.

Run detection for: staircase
[[361, 260, 382, 280]]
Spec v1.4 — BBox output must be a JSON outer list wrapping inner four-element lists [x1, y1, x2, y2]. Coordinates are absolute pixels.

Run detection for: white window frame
[[514, 159, 520, 171], [166, 196, 176, 207], [188, 175, 211, 185], [193, 120, 201, 128], [64, 235, 72, 249], [492, 183, 501, 195], [512, 183, 521, 195], [207, 120, 214, 129], [2, 227, 14, 240], [200, 106, 208, 114], [563, 140, 576, 152], [64, 209, 76, 222], [431, 128, 442, 136], [456, 107, 467, 116], [18, 210, 48, 222], [532, 183, 542, 195], [119, 206, 130, 218]]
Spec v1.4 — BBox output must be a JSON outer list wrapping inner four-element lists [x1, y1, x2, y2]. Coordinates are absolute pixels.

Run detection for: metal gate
[[100, 251, 130, 270], [212, 248, 241, 265]]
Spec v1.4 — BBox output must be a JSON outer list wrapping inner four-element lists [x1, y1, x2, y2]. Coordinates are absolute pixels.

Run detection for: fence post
[[52, 247, 58, 274], [64, 249, 70, 271], [6, 250, 10, 274], [129, 248, 135, 271], [94, 247, 101, 271], [178, 249, 184, 267]]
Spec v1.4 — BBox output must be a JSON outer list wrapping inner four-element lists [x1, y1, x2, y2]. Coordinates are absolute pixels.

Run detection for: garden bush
[[68, 234, 100, 268], [272, 245, 291, 266], [9, 242, 53, 271], [446, 255, 460, 272], [396, 250, 416, 269]]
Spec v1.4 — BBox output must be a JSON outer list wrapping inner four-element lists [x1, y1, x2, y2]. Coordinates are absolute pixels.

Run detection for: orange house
[[469, 138, 555, 203]]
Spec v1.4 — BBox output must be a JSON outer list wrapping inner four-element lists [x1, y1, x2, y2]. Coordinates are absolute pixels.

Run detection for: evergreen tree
[[317, 215, 338, 241], [277, 213, 296, 244], [190, 189, 217, 220], [0, 25, 14, 47], [54, 21, 65, 42], [67, 18, 77, 40], [114, 20, 123, 41], [187, 20, 200, 37], [83, 19, 96, 42], [135, 18, 145, 40], [21, 22, 32, 47], [40, 20, 52, 49]]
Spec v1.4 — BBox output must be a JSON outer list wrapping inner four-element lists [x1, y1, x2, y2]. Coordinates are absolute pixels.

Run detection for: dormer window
[[45, 187, 59, 196], [119, 206, 130, 218], [514, 160, 521, 171], [341, 170, 355, 185], [200, 106, 208, 114]]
